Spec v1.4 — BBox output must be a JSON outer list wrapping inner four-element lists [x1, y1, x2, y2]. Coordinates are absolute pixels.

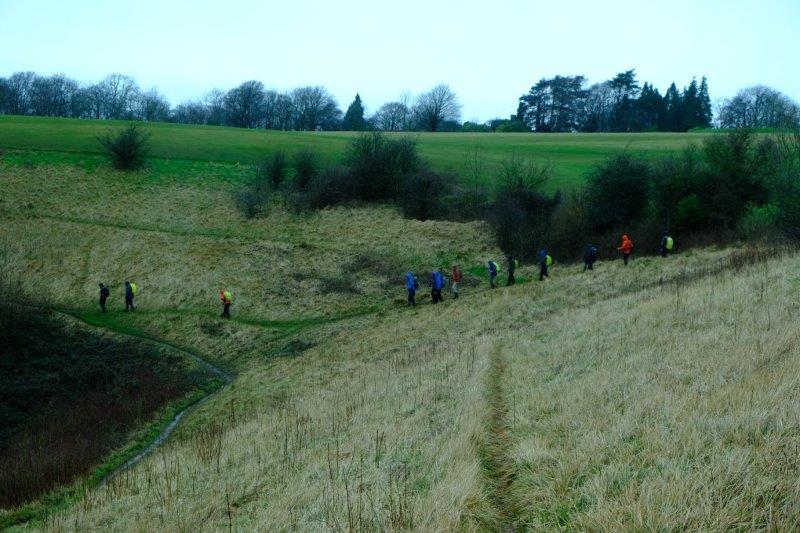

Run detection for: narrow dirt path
[[480, 342, 519, 531], [55, 308, 234, 480]]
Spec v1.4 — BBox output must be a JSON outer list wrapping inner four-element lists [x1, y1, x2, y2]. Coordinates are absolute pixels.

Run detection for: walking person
[[487, 260, 499, 289], [538, 249, 551, 281], [405, 271, 418, 306], [430, 269, 445, 304], [98, 283, 110, 312], [451, 265, 462, 299], [618, 234, 634, 266], [219, 289, 233, 318], [506, 255, 517, 286], [583, 244, 598, 272], [659, 230, 673, 258], [124, 281, 136, 311]]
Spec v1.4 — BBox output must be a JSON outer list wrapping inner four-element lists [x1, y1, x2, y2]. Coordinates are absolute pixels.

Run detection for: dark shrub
[[234, 186, 267, 218], [548, 190, 593, 260], [701, 129, 769, 228], [98, 124, 150, 170], [293, 149, 317, 191], [586, 154, 651, 233], [268, 151, 287, 189], [487, 157, 559, 259], [651, 145, 706, 229], [346, 132, 420, 201], [440, 186, 490, 221], [303, 165, 354, 209], [673, 193, 705, 233], [399, 170, 452, 220], [770, 130, 800, 239]]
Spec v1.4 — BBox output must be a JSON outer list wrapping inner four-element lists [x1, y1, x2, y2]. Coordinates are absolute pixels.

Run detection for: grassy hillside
[[0, 115, 715, 190], [2, 146, 799, 530]]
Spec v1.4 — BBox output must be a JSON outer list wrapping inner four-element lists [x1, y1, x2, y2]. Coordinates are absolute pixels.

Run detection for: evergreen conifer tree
[[663, 82, 683, 131], [698, 76, 713, 128], [342, 93, 366, 131]]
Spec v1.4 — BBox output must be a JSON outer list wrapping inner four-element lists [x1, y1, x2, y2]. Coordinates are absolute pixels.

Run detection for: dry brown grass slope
[[2, 152, 799, 530]]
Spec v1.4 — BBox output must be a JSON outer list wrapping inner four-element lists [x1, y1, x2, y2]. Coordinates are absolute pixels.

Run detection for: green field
[[0, 115, 716, 190]]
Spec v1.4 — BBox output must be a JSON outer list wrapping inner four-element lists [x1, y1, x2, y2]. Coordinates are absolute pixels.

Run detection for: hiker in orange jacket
[[451, 265, 462, 299], [618, 234, 634, 266]]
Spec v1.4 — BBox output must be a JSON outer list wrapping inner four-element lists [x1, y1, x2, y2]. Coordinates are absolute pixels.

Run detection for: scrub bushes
[[98, 124, 150, 170], [293, 149, 317, 191], [485, 156, 559, 260], [586, 154, 651, 233], [399, 170, 453, 221], [769, 130, 800, 239]]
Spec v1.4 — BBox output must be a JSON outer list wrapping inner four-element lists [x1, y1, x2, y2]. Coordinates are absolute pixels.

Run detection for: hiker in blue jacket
[[430, 269, 445, 304], [405, 271, 418, 306], [487, 260, 499, 289], [538, 249, 550, 281]]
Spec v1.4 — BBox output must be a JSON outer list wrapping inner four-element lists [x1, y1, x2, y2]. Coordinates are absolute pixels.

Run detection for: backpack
[[546, 255, 553, 266], [666, 236, 674, 250], [513, 259, 519, 269], [489, 261, 498, 274], [130, 283, 138, 296]]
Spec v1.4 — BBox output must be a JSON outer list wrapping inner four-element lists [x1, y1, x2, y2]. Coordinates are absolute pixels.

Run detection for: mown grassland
[[2, 143, 799, 530], [0, 115, 715, 190]]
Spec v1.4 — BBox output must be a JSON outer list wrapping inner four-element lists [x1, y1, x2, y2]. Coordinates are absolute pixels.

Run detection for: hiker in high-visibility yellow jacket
[[660, 230, 674, 257], [220, 289, 233, 319], [124, 281, 137, 311], [538, 249, 552, 281]]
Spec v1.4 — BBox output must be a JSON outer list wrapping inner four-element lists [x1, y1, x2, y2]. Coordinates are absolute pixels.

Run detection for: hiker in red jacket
[[451, 265, 462, 299], [618, 234, 633, 266]]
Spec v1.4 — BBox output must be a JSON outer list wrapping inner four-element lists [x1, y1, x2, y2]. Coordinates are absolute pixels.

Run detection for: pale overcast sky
[[1, 0, 798, 121]]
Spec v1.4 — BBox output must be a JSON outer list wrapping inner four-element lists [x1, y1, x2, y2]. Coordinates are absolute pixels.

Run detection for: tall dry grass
[[4, 154, 799, 530]]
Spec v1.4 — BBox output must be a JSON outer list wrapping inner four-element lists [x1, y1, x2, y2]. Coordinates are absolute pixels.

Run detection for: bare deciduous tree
[[291, 86, 341, 131], [412, 84, 461, 132], [136, 88, 171, 122], [3, 71, 36, 115], [98, 73, 140, 120], [719, 85, 800, 128], [463, 144, 486, 209], [372, 101, 409, 131], [224, 80, 266, 128]]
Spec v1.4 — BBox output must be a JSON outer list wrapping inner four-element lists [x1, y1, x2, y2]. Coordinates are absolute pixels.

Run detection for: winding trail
[[54, 308, 235, 481]]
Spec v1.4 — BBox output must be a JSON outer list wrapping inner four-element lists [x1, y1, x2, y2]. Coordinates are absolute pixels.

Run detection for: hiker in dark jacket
[[124, 281, 135, 311], [99, 283, 110, 312], [506, 255, 516, 286], [583, 244, 598, 272]]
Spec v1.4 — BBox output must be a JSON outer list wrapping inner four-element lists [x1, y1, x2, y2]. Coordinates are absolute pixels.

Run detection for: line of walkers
[[95, 281, 237, 320], [96, 281, 138, 313], [98, 232, 674, 315], [405, 230, 674, 306]]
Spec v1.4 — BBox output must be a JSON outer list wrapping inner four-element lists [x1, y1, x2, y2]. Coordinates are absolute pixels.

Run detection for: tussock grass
[[3, 148, 799, 530]]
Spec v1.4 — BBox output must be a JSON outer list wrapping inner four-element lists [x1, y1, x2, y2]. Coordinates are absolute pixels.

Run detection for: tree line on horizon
[[0, 70, 797, 132]]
